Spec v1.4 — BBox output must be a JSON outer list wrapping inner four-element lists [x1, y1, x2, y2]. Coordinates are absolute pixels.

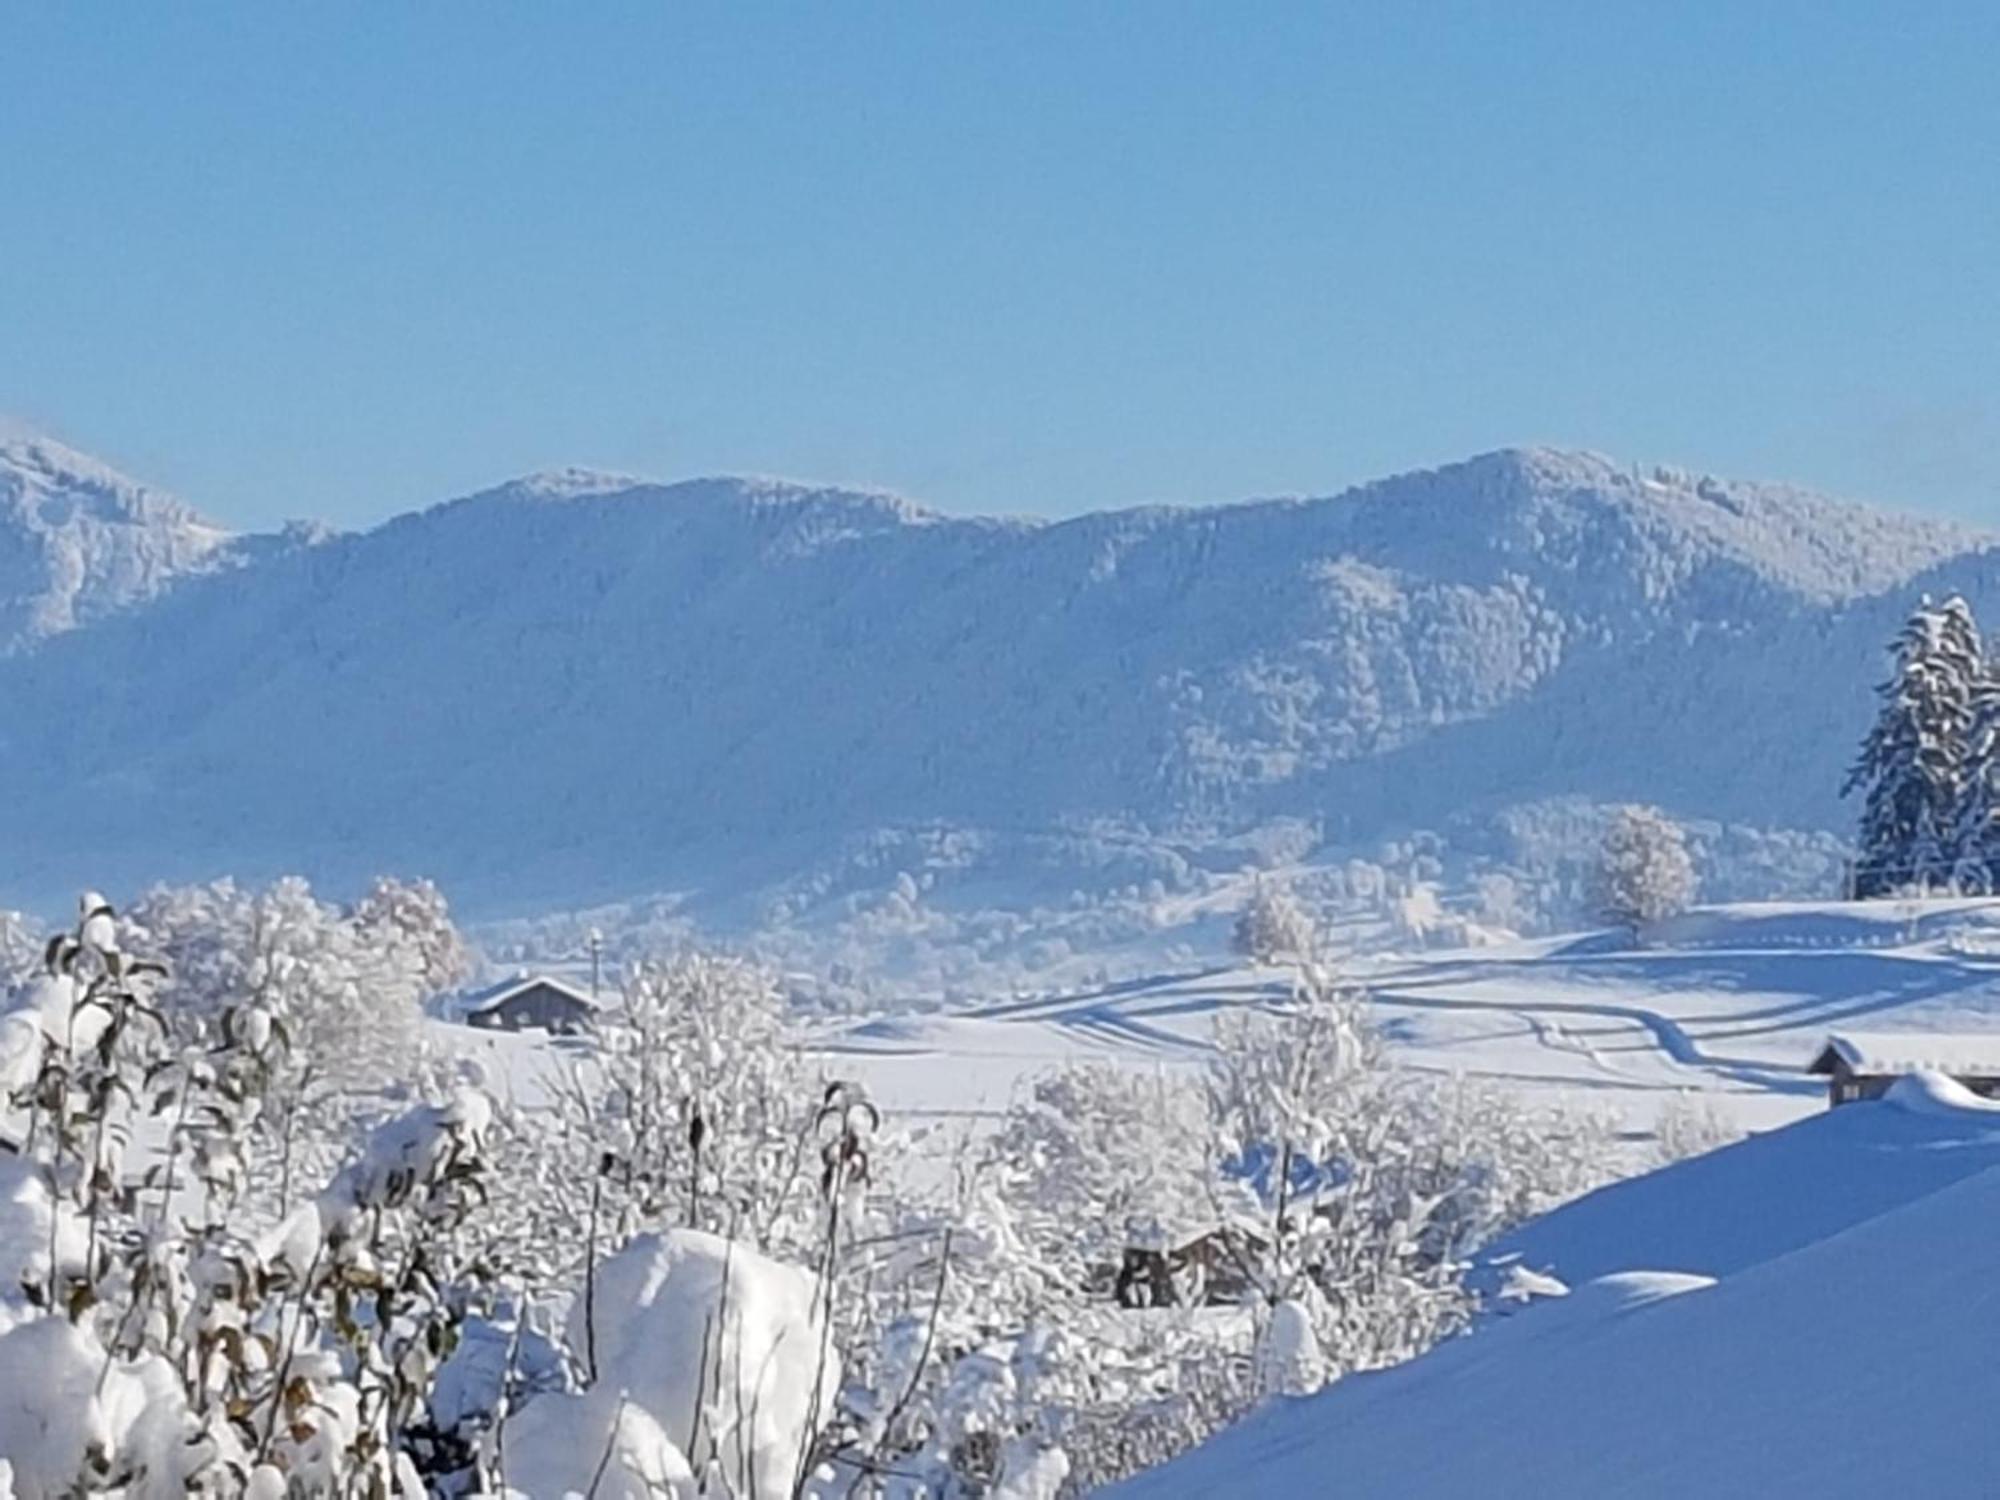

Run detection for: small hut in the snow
[[462, 973, 599, 1037], [1806, 1031, 2000, 1107]]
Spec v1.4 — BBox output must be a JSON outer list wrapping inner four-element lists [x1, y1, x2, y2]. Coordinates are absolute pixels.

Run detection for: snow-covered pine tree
[[1594, 804, 1697, 932], [1844, 595, 1984, 897], [1952, 664, 2000, 893]]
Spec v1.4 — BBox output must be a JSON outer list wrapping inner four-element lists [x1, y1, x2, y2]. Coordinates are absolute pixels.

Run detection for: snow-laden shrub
[[492, 952, 833, 1303], [0, 893, 498, 1496], [1651, 1091, 1746, 1166], [968, 964, 1613, 1492]]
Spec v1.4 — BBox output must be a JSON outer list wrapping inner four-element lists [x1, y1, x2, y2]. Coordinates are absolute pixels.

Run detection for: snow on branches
[[1846, 594, 1985, 896], [1231, 880, 1317, 965], [1594, 804, 1697, 932], [0, 884, 1615, 1500]]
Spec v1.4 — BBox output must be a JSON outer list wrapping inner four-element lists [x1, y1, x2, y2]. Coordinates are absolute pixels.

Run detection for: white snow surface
[[1111, 1081, 2000, 1498], [457, 897, 2000, 1151], [502, 1229, 835, 1500]]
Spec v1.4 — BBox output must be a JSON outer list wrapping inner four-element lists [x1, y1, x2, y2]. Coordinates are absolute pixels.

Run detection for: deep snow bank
[[502, 1229, 835, 1500], [1476, 1069, 2000, 1290], [1114, 1095, 2000, 1498]]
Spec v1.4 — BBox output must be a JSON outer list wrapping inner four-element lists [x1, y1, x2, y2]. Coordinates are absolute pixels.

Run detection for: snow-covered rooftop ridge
[[458, 970, 599, 1013], [1813, 1031, 2000, 1077]]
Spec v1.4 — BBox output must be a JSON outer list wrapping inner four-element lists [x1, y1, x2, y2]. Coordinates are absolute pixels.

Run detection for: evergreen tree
[[1952, 667, 2000, 892], [1844, 595, 1983, 897]]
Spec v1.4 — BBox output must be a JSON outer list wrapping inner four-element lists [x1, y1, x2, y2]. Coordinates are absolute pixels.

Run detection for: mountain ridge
[[0, 437, 1987, 912]]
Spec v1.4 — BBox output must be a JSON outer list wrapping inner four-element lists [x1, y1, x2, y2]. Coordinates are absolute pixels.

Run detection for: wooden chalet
[[1806, 1031, 2000, 1107], [462, 973, 599, 1037]]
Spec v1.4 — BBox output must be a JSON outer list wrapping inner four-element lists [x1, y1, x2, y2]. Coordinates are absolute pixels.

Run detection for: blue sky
[[3, 2, 1998, 530]]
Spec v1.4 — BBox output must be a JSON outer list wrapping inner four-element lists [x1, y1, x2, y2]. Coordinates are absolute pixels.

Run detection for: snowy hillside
[[1110, 1075, 2000, 1499], [0, 441, 1989, 912]]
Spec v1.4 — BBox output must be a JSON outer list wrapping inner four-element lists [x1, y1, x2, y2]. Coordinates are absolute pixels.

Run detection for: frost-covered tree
[[987, 1065, 1211, 1304], [1206, 968, 1610, 1378], [0, 908, 38, 985], [1594, 804, 1697, 931], [128, 877, 429, 1089], [954, 964, 1612, 1493], [1231, 879, 1316, 964], [1845, 594, 1984, 896], [124, 876, 440, 1221], [351, 874, 474, 995]]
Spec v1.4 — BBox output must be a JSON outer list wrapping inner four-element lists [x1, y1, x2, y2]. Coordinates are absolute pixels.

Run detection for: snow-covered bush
[[956, 964, 1613, 1492], [1594, 805, 1697, 931], [1651, 1091, 1746, 1166], [986, 1065, 1211, 1303], [0, 891, 498, 1496], [498, 953, 831, 1301]]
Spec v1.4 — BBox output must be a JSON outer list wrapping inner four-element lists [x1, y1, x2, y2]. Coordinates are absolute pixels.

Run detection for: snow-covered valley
[[8, 430, 2000, 1497]]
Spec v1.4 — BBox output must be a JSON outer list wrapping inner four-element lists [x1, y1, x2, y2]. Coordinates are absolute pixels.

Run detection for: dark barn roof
[[1807, 1031, 2000, 1078], [461, 972, 598, 1020]]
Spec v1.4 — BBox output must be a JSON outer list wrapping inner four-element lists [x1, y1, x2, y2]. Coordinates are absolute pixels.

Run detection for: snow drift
[[1114, 1083, 2000, 1498], [501, 1229, 836, 1500]]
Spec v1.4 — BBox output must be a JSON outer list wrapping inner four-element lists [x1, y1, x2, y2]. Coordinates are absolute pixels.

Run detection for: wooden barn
[[463, 973, 598, 1037], [1806, 1031, 2000, 1107]]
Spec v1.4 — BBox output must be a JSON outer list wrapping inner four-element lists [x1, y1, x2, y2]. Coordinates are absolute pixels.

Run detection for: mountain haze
[[0, 442, 1987, 910]]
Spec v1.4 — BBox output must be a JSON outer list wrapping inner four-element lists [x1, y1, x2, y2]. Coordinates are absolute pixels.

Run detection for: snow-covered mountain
[[0, 431, 239, 652], [0, 442, 1988, 912]]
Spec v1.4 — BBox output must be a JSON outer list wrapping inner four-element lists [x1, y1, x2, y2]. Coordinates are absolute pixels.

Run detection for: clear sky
[[3, 2, 1998, 531]]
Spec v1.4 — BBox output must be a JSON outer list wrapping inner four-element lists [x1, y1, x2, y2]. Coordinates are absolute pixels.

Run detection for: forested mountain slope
[[0, 443, 1986, 909]]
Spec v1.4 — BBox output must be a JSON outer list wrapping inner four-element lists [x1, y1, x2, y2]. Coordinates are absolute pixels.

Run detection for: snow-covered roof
[[1807, 1031, 2000, 1077], [460, 972, 598, 1016]]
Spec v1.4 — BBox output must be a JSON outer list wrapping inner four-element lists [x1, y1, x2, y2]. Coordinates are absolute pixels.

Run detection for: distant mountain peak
[[0, 432, 237, 652], [484, 466, 654, 503], [452, 468, 942, 531]]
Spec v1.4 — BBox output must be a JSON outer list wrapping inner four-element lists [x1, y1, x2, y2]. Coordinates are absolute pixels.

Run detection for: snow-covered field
[[462, 896, 2000, 1147], [821, 898, 2000, 1136]]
